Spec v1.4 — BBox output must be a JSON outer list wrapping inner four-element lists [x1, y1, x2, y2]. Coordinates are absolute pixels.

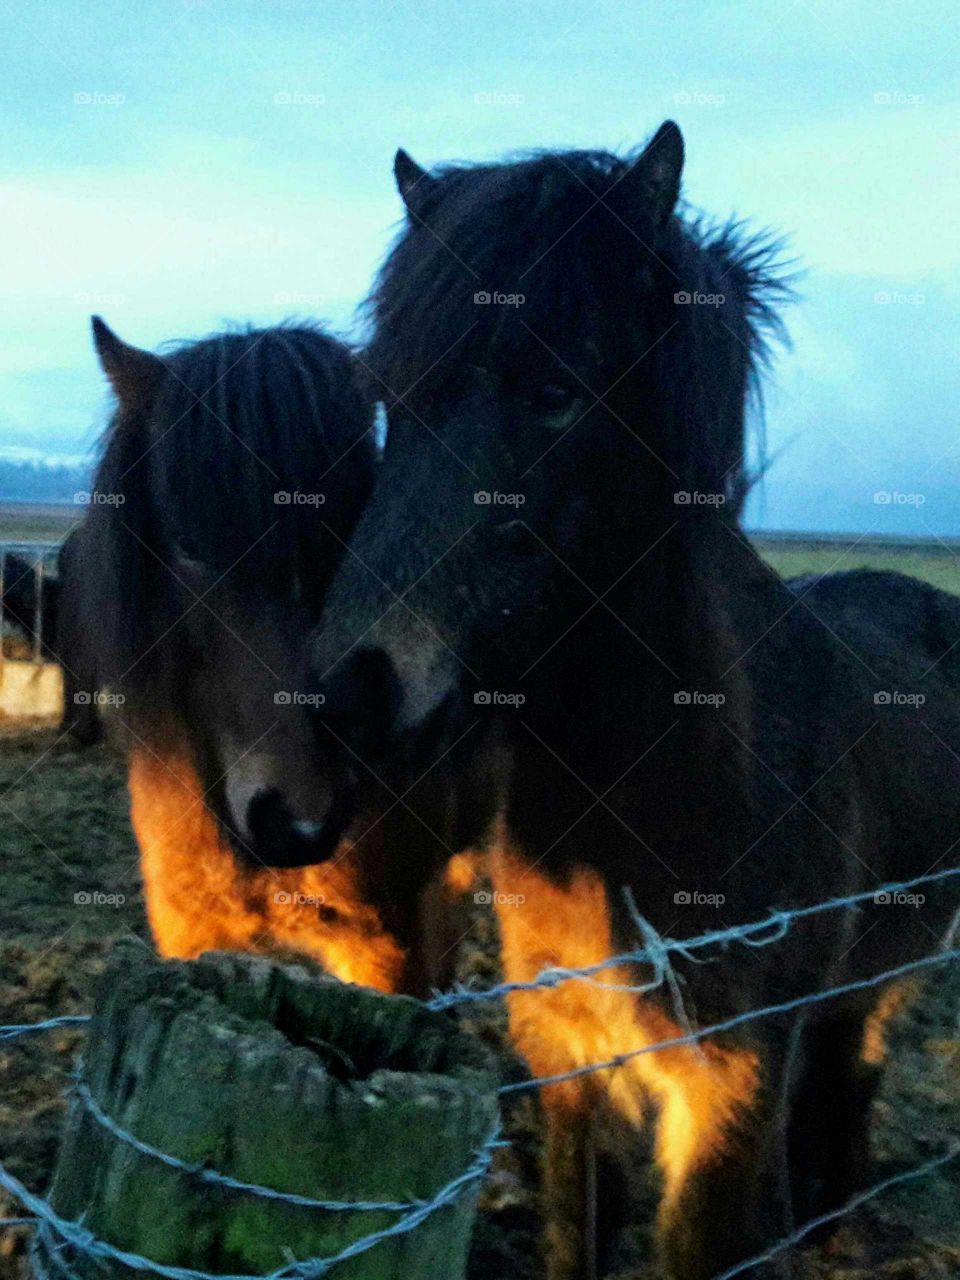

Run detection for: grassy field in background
[[0, 502, 78, 543], [3, 504, 959, 594], [756, 534, 960, 596]]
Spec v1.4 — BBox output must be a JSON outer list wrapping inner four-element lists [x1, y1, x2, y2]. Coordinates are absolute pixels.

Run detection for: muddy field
[[0, 726, 958, 1279], [1, 539, 960, 1278]]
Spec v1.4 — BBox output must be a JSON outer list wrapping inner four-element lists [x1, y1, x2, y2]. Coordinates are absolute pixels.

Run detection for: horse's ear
[[624, 121, 684, 223], [91, 315, 164, 406], [394, 148, 436, 219]]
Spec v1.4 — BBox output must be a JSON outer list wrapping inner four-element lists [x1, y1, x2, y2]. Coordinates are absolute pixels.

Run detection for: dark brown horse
[[79, 317, 489, 996], [265, 124, 960, 1278]]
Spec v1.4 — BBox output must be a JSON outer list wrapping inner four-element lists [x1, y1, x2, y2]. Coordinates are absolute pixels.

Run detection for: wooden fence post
[[36, 947, 499, 1280]]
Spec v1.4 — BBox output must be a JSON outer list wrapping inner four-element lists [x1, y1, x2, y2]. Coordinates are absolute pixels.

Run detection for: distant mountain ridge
[[0, 457, 93, 503]]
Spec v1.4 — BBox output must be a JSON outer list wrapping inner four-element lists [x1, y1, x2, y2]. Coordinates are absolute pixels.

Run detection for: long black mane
[[367, 147, 791, 517], [82, 323, 375, 730]]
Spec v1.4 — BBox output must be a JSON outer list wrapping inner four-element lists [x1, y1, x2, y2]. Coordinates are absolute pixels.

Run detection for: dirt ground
[[0, 729, 958, 1280]]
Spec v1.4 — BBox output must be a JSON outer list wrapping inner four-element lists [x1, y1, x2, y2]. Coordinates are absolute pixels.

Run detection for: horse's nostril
[[315, 645, 403, 755], [244, 787, 352, 868]]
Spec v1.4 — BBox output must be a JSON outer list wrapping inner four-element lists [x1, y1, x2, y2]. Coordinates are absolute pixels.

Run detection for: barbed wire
[[1, 856, 958, 1279], [428, 860, 960, 1011]]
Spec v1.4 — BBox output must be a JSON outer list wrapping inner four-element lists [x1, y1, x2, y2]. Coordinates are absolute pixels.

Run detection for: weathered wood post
[[36, 947, 499, 1280]]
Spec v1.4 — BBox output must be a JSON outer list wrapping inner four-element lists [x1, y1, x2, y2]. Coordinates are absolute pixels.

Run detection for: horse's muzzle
[[237, 785, 357, 868]]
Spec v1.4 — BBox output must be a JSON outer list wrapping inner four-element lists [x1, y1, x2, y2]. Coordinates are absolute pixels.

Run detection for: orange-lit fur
[[862, 977, 918, 1066], [128, 748, 406, 991], [490, 844, 758, 1273]]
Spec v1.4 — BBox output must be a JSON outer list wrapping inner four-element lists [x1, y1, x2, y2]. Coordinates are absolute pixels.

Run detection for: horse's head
[[85, 317, 376, 866], [301, 123, 788, 847]]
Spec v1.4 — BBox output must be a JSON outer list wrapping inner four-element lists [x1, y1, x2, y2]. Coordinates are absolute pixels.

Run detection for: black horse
[[81, 316, 482, 994], [275, 124, 960, 1277]]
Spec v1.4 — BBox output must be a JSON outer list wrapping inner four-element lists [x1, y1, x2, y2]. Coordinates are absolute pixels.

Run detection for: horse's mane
[[81, 323, 375, 718], [365, 146, 794, 797], [366, 147, 792, 518]]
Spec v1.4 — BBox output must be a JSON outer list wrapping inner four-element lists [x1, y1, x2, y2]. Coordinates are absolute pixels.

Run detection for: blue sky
[[1, 0, 957, 532]]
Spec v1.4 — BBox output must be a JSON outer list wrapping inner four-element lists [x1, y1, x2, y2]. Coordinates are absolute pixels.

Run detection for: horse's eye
[[530, 382, 575, 415]]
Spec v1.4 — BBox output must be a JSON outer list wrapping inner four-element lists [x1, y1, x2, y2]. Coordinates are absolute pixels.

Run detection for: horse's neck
[[508, 523, 786, 839]]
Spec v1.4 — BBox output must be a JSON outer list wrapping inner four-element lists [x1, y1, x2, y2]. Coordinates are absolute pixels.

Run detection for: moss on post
[[38, 947, 499, 1280]]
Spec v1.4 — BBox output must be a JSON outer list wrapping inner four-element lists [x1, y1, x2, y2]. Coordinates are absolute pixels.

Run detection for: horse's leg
[[58, 664, 101, 746], [654, 1030, 797, 1280], [129, 748, 407, 990], [491, 847, 795, 1280], [401, 852, 486, 997], [787, 988, 906, 1225], [490, 849, 654, 1280]]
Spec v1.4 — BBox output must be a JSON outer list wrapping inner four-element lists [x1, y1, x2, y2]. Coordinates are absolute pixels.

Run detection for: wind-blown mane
[[361, 147, 792, 787], [367, 147, 791, 519], [82, 323, 375, 732]]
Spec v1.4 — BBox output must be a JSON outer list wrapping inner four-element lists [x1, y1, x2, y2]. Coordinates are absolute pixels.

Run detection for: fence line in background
[[2, 855, 959, 1279]]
